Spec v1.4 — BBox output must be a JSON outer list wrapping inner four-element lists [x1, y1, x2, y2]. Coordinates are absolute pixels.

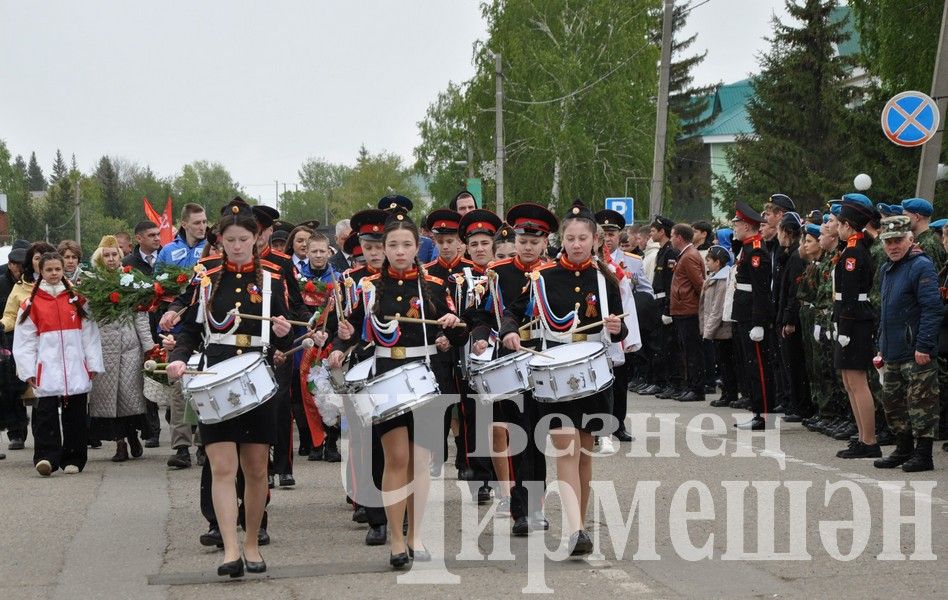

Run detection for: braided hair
[[19, 252, 87, 325]]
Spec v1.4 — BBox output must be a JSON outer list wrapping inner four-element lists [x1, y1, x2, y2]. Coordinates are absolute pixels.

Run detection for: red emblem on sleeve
[[751, 256, 760, 268], [845, 257, 856, 272]]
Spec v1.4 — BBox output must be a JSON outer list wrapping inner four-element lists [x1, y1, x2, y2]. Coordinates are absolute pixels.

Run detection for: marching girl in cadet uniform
[[422, 208, 475, 479], [165, 199, 294, 578], [336, 211, 391, 547], [456, 208, 504, 505], [832, 194, 880, 459], [328, 210, 468, 569], [500, 200, 627, 557], [471, 203, 558, 536]]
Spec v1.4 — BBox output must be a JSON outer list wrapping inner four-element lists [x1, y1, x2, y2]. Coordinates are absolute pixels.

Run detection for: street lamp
[[854, 173, 872, 191]]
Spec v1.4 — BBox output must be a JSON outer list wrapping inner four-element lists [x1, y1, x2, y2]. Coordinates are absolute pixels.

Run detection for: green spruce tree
[[27, 151, 46, 191], [718, 0, 853, 213]]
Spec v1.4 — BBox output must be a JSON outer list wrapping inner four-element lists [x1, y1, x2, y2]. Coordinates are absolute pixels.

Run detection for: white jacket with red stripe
[[13, 281, 104, 397]]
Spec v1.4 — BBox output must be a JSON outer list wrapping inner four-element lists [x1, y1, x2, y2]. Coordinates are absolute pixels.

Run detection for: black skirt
[[833, 322, 874, 370], [537, 386, 615, 434]]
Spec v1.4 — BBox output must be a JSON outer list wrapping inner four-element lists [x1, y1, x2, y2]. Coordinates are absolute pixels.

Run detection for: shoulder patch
[[847, 238, 858, 248], [270, 249, 290, 260], [363, 273, 381, 283], [198, 255, 221, 264], [752, 240, 761, 250], [424, 274, 445, 286], [845, 257, 856, 271], [460, 258, 477, 267], [535, 262, 557, 272], [488, 257, 514, 269], [423, 259, 439, 269], [260, 259, 281, 271], [204, 265, 223, 277], [623, 251, 642, 259], [751, 256, 761, 268]]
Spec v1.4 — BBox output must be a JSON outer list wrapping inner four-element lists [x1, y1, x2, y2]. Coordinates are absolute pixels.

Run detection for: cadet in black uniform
[[166, 199, 293, 578], [832, 194, 881, 459], [471, 202, 558, 535], [730, 201, 774, 431], [329, 212, 467, 569], [650, 216, 683, 397], [500, 200, 627, 557]]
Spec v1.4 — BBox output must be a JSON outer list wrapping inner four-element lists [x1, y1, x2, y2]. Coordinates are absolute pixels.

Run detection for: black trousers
[[144, 400, 160, 440], [270, 361, 295, 475], [674, 315, 706, 394], [735, 322, 775, 415], [778, 328, 811, 417], [611, 362, 630, 432], [505, 392, 547, 519], [201, 454, 269, 531], [289, 369, 313, 453], [713, 339, 739, 402], [32, 394, 88, 471], [459, 386, 497, 490]]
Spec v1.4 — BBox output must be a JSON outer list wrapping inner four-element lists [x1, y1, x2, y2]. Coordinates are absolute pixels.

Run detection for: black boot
[[323, 426, 342, 462], [902, 437, 934, 472], [874, 433, 914, 469]]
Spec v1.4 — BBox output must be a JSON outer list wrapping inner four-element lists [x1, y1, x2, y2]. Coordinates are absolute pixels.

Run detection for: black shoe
[[111, 440, 129, 462], [833, 423, 859, 441], [529, 511, 550, 531], [127, 435, 143, 458], [258, 529, 270, 546], [217, 557, 244, 578], [245, 554, 267, 574], [308, 447, 323, 461], [322, 444, 341, 463], [614, 429, 633, 442], [298, 446, 311, 457], [352, 506, 368, 523], [902, 437, 934, 472], [709, 397, 732, 408], [408, 545, 431, 562], [365, 525, 387, 546], [512, 516, 530, 536], [838, 441, 882, 459], [143, 436, 160, 448], [568, 530, 593, 557], [728, 398, 747, 409], [782, 414, 804, 423], [167, 447, 191, 469], [735, 416, 766, 431], [477, 485, 493, 505], [802, 415, 820, 429], [390, 552, 410, 569], [278, 474, 295, 487], [458, 466, 475, 481], [200, 527, 224, 548], [655, 387, 678, 399], [8, 439, 24, 451], [89, 439, 102, 449], [675, 391, 704, 403], [0, 452, 5, 460], [876, 428, 895, 446], [772, 404, 785, 414], [874, 433, 914, 469], [638, 384, 662, 396]]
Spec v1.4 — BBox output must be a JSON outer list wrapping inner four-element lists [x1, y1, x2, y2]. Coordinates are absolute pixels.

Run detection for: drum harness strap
[[536, 268, 612, 350], [370, 277, 436, 365], [196, 270, 273, 368]]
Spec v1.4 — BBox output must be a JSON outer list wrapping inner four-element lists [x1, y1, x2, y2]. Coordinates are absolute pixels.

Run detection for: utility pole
[[274, 180, 279, 208], [494, 52, 505, 216], [74, 179, 81, 246], [648, 0, 675, 220], [916, 0, 948, 200]]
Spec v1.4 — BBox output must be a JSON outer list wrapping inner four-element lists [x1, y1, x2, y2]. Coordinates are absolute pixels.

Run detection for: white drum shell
[[469, 351, 531, 403], [184, 352, 277, 424], [344, 359, 441, 425], [528, 341, 614, 403]]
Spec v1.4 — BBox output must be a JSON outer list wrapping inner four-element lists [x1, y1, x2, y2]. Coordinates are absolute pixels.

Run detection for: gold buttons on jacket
[[397, 280, 404, 286], [235, 273, 242, 279], [574, 286, 581, 293], [235, 302, 242, 308], [235, 288, 242, 293], [235, 349, 243, 355], [574, 271, 580, 277], [396, 296, 403, 302]]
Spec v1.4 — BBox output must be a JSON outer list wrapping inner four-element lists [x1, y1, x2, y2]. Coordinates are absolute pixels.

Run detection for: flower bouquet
[[75, 265, 160, 324], [153, 265, 195, 301]]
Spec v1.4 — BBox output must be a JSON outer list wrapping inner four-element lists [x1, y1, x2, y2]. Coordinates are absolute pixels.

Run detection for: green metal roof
[[831, 5, 860, 59], [685, 79, 755, 139]]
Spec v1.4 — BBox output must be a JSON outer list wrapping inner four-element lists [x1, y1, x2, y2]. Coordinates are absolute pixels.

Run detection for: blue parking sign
[[605, 197, 634, 225]]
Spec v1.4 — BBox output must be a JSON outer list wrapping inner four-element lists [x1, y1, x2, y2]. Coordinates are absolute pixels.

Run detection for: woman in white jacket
[[14, 252, 103, 477]]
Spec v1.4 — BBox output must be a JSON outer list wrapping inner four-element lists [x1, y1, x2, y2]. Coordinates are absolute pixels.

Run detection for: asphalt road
[[1, 392, 945, 599]]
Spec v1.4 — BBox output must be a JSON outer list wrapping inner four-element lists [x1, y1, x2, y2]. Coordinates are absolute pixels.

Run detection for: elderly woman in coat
[[87, 236, 154, 462]]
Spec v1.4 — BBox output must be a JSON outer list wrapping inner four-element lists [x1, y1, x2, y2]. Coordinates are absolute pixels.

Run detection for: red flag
[[143, 196, 174, 245]]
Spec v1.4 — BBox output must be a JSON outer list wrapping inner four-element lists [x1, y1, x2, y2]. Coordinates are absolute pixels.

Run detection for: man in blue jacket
[[876, 215, 941, 472], [155, 203, 208, 269]]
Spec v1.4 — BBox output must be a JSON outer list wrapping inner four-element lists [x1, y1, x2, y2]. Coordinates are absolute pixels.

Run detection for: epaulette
[[363, 273, 381, 283], [424, 258, 439, 269], [623, 251, 643, 259], [460, 258, 477, 267], [204, 265, 223, 277], [345, 265, 366, 277], [198, 255, 221, 264], [269, 248, 291, 260], [424, 274, 444, 286], [847, 238, 858, 248], [536, 261, 557, 271], [260, 259, 281, 271], [488, 257, 514, 269], [752, 239, 762, 250]]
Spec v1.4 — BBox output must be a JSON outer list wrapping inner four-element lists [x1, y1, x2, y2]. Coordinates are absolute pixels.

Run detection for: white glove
[[813, 325, 821, 341], [661, 315, 673, 325], [824, 328, 832, 340], [838, 334, 851, 348], [749, 326, 764, 342]]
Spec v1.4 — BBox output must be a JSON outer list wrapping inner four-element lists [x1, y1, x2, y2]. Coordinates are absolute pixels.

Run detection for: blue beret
[[901, 197, 934, 217], [822, 213, 830, 223], [830, 204, 841, 216], [876, 203, 892, 216], [804, 223, 821, 238], [842, 193, 873, 209], [930, 218, 948, 230]]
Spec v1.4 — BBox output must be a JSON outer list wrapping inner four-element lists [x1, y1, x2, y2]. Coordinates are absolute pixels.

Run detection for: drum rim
[[469, 351, 531, 374], [370, 391, 442, 425], [527, 344, 607, 370], [532, 378, 614, 403], [185, 352, 266, 391], [191, 388, 278, 424]]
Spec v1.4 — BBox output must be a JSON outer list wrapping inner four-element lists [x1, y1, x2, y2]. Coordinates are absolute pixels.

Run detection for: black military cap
[[343, 232, 363, 257], [563, 199, 596, 223], [506, 203, 558, 237], [650, 214, 675, 232], [732, 201, 764, 225], [378, 194, 413, 213], [459, 209, 502, 242], [779, 211, 802, 230], [298, 219, 320, 230], [221, 197, 256, 221], [838, 202, 874, 230], [494, 223, 516, 245], [350, 209, 388, 241], [424, 209, 462, 235], [271, 229, 290, 243], [272, 220, 295, 234], [250, 203, 279, 229], [594, 209, 626, 231], [768, 193, 795, 212]]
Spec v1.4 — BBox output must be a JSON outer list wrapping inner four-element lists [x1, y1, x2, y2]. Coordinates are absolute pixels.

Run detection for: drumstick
[[143, 360, 214, 376], [281, 338, 315, 356], [517, 346, 554, 359], [571, 312, 630, 334], [383, 315, 467, 328], [518, 318, 539, 332], [229, 311, 310, 328]]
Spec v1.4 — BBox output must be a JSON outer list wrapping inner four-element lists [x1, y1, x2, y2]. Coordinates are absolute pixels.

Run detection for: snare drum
[[184, 352, 277, 424], [527, 341, 613, 403], [468, 350, 531, 402], [344, 359, 441, 425]]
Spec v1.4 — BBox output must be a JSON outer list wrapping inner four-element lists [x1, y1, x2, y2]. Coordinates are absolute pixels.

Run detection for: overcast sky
[[1, 0, 789, 206]]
